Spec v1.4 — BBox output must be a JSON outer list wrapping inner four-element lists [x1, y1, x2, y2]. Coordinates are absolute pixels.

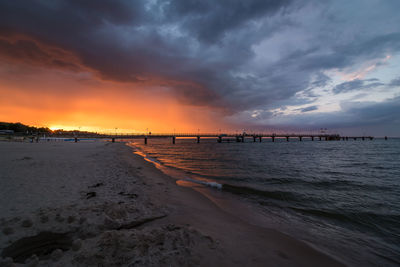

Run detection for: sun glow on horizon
[[0, 64, 230, 134], [48, 124, 148, 134]]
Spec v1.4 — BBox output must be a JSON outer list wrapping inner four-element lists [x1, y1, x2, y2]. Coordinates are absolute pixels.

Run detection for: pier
[[75, 132, 374, 144], [7, 131, 376, 144]]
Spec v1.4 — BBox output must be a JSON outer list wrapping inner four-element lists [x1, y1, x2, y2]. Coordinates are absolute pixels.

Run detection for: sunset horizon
[[1, 1, 399, 136]]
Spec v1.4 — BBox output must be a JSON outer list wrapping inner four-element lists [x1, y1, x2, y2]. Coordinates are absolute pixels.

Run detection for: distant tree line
[[0, 122, 51, 133]]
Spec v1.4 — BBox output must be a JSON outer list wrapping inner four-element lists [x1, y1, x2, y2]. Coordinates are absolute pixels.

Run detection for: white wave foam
[[127, 142, 222, 190], [182, 178, 222, 190]]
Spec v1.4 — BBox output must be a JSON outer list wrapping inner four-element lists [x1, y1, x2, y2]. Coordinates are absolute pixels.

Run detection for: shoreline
[[128, 141, 346, 265], [0, 141, 344, 266]]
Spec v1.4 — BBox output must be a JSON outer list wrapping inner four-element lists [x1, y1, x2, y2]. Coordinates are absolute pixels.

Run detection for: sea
[[128, 137, 400, 266]]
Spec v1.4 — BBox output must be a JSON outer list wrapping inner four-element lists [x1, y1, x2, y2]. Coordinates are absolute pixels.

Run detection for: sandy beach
[[0, 141, 344, 266]]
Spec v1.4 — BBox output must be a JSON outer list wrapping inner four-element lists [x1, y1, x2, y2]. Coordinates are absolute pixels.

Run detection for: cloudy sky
[[0, 0, 399, 135]]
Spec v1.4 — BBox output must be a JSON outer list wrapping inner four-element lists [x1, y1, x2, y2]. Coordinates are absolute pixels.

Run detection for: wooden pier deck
[[76, 133, 374, 144]]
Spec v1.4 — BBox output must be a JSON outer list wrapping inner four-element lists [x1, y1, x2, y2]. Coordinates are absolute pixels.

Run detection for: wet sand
[[0, 141, 344, 266]]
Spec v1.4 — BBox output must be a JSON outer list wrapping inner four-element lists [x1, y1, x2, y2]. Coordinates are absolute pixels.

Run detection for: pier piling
[[81, 132, 375, 145]]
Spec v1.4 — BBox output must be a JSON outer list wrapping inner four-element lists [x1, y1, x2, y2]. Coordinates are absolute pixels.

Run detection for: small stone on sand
[[2, 227, 14, 235], [25, 254, 39, 267], [51, 249, 63, 261], [40, 215, 48, 223], [55, 214, 64, 222], [21, 219, 33, 228], [72, 238, 82, 251], [67, 216, 75, 223], [86, 192, 96, 199], [0, 257, 15, 267]]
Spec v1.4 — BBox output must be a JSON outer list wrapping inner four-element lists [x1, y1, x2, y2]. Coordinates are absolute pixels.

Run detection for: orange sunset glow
[[1, 0, 399, 136], [0, 36, 227, 133], [0, 75, 223, 133]]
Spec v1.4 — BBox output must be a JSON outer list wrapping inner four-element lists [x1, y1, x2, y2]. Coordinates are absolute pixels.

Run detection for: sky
[[0, 0, 399, 135]]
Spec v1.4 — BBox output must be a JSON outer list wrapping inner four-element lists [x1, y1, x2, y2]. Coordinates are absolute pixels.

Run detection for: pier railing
[[8, 131, 375, 143], [84, 132, 374, 143]]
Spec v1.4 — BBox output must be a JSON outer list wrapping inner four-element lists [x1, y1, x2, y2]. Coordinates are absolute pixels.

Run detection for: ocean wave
[[290, 207, 400, 233], [221, 184, 302, 202], [180, 178, 223, 189]]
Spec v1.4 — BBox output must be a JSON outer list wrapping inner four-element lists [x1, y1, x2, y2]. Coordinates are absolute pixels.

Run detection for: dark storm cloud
[[345, 98, 400, 125], [262, 96, 400, 135], [0, 36, 85, 72], [300, 105, 318, 113], [333, 80, 363, 94], [162, 0, 293, 43], [310, 72, 331, 89], [281, 33, 400, 73], [0, 0, 400, 131], [389, 77, 400, 87], [0, 0, 297, 110], [332, 79, 384, 94]]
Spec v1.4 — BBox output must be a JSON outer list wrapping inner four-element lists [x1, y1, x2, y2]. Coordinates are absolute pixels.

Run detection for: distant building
[[0, 130, 14, 134]]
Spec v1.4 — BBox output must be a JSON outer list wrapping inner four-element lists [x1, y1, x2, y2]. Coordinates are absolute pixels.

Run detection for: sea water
[[129, 138, 400, 266]]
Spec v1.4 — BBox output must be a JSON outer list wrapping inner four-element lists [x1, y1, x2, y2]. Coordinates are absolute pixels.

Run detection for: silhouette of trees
[[0, 122, 51, 133]]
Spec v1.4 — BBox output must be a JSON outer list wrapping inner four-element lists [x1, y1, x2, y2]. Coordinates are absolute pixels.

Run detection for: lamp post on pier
[[112, 127, 117, 143]]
